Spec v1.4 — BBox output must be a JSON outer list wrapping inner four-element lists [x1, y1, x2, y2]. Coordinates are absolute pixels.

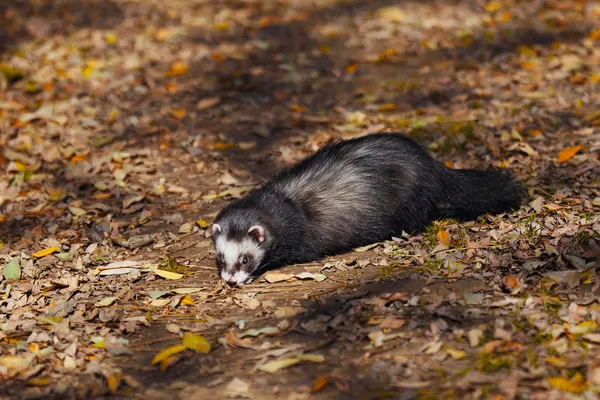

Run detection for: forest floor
[[1, 0, 600, 399]]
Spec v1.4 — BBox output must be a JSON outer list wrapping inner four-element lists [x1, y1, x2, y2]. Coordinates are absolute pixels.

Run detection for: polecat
[[211, 133, 522, 286]]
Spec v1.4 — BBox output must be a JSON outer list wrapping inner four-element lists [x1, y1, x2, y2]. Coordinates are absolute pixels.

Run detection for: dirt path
[[1, 1, 600, 399]]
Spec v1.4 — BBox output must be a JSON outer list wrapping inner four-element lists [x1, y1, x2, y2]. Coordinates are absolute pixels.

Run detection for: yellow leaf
[[151, 344, 187, 365], [589, 28, 600, 41], [568, 320, 598, 335], [319, 45, 331, 55], [70, 154, 86, 163], [437, 229, 451, 246], [109, 108, 119, 122], [499, 11, 512, 21], [196, 219, 208, 228], [377, 6, 406, 22], [105, 33, 117, 44], [106, 374, 122, 393], [155, 269, 184, 280], [27, 377, 51, 386], [380, 48, 398, 58], [155, 28, 171, 42], [548, 373, 589, 394], [288, 104, 306, 113], [13, 161, 28, 172], [82, 65, 94, 79], [87, 59, 105, 69], [32, 246, 59, 258], [557, 145, 582, 163], [165, 61, 188, 77], [378, 103, 397, 112], [484, 1, 503, 12], [257, 358, 300, 373], [545, 356, 566, 368], [345, 63, 358, 74], [297, 354, 325, 363], [517, 45, 536, 57], [446, 348, 466, 360], [212, 22, 230, 31], [182, 333, 211, 353], [168, 108, 186, 119], [180, 295, 195, 306]]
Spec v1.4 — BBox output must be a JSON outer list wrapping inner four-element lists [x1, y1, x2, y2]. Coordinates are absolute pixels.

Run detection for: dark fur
[[214, 133, 522, 274]]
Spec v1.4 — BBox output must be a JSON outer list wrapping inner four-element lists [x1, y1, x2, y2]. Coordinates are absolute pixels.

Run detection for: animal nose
[[225, 278, 238, 287]]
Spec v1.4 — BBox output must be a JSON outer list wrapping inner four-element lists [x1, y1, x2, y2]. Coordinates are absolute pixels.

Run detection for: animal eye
[[242, 256, 249, 265]]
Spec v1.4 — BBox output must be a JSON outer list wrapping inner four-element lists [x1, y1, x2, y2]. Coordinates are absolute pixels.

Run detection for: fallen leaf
[[297, 354, 325, 363], [311, 376, 329, 393], [32, 246, 59, 258], [151, 344, 187, 365], [377, 6, 406, 22], [225, 378, 250, 395], [437, 229, 451, 246], [589, 28, 600, 41], [155, 269, 184, 280], [257, 358, 300, 373], [238, 327, 280, 338], [196, 97, 221, 110], [557, 145, 583, 163], [583, 333, 600, 343], [468, 329, 483, 347], [503, 274, 519, 291], [548, 373, 588, 394], [446, 348, 467, 360], [3, 258, 21, 281], [294, 272, 327, 282], [165, 61, 188, 77], [95, 296, 118, 307], [106, 374, 122, 393], [264, 271, 293, 283], [182, 333, 211, 353]]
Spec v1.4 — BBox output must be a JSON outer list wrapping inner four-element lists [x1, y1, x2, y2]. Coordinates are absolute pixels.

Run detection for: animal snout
[[224, 278, 238, 287], [220, 270, 250, 287]]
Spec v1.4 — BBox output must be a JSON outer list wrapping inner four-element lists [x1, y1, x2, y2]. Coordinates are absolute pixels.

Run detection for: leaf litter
[[0, 0, 600, 398]]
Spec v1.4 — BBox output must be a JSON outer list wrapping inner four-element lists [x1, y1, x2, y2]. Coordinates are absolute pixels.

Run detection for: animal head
[[211, 222, 268, 286]]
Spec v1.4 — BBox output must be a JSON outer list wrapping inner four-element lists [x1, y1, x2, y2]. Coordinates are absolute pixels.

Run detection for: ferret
[[211, 133, 522, 286]]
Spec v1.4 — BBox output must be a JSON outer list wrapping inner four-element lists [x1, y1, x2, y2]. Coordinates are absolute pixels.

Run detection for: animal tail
[[437, 167, 523, 220]]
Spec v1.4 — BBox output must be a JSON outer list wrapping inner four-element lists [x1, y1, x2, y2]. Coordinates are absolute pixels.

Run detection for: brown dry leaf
[[481, 340, 522, 354], [196, 97, 221, 110], [557, 145, 583, 163], [380, 316, 406, 329], [503, 274, 518, 288], [264, 271, 293, 283]]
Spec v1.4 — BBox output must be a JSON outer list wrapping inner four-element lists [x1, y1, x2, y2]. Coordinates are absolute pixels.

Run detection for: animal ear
[[212, 223, 222, 236], [247, 225, 265, 243]]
